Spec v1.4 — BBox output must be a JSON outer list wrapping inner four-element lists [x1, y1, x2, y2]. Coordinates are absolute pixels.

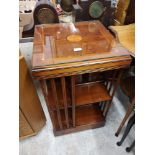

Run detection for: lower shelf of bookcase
[[50, 104, 105, 136], [53, 120, 105, 136]]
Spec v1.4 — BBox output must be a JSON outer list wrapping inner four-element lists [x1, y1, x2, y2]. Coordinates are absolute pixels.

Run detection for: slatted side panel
[[103, 69, 124, 117], [50, 79, 63, 130], [40, 79, 57, 130]]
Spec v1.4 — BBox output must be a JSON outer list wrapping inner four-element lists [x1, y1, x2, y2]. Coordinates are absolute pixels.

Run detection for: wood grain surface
[[109, 24, 135, 57], [19, 55, 46, 139], [32, 21, 131, 78], [31, 21, 132, 136]]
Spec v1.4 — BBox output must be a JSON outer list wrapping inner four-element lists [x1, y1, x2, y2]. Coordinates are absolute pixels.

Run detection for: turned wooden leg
[[126, 140, 135, 152], [115, 97, 135, 137], [117, 114, 135, 146]]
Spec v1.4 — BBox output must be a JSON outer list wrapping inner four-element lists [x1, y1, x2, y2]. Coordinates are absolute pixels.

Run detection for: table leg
[[115, 97, 135, 137], [126, 140, 135, 152], [117, 114, 135, 146]]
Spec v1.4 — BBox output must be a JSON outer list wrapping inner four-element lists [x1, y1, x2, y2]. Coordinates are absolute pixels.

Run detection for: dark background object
[[74, 0, 116, 27], [114, 0, 135, 25], [22, 0, 59, 38], [60, 0, 76, 12], [33, 0, 59, 24], [25, 10, 32, 13], [124, 0, 135, 25]]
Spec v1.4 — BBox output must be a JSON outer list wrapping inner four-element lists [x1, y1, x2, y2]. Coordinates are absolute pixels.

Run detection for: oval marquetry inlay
[[67, 35, 82, 42]]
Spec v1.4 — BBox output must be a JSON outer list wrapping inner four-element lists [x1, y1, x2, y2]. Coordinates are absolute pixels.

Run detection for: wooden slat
[[111, 70, 124, 98], [61, 77, 69, 128], [115, 97, 135, 136], [71, 76, 76, 127], [101, 101, 106, 111], [108, 81, 112, 93], [41, 79, 48, 95], [103, 101, 111, 117], [50, 79, 63, 130], [104, 70, 124, 118], [108, 70, 117, 94], [40, 80, 56, 129]]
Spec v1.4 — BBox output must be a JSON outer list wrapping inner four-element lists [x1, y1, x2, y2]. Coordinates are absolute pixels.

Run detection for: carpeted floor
[[19, 42, 135, 155]]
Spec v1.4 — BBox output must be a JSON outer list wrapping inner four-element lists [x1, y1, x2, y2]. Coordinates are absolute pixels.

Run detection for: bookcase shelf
[[75, 104, 105, 127], [75, 82, 111, 106], [50, 104, 105, 135], [47, 80, 111, 111]]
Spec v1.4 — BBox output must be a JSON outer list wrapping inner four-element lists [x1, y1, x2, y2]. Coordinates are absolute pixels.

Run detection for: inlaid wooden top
[[32, 21, 131, 79]]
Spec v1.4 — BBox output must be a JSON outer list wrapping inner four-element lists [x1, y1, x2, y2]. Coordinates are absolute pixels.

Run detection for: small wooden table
[[109, 24, 135, 137], [32, 21, 131, 136], [109, 24, 135, 57]]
